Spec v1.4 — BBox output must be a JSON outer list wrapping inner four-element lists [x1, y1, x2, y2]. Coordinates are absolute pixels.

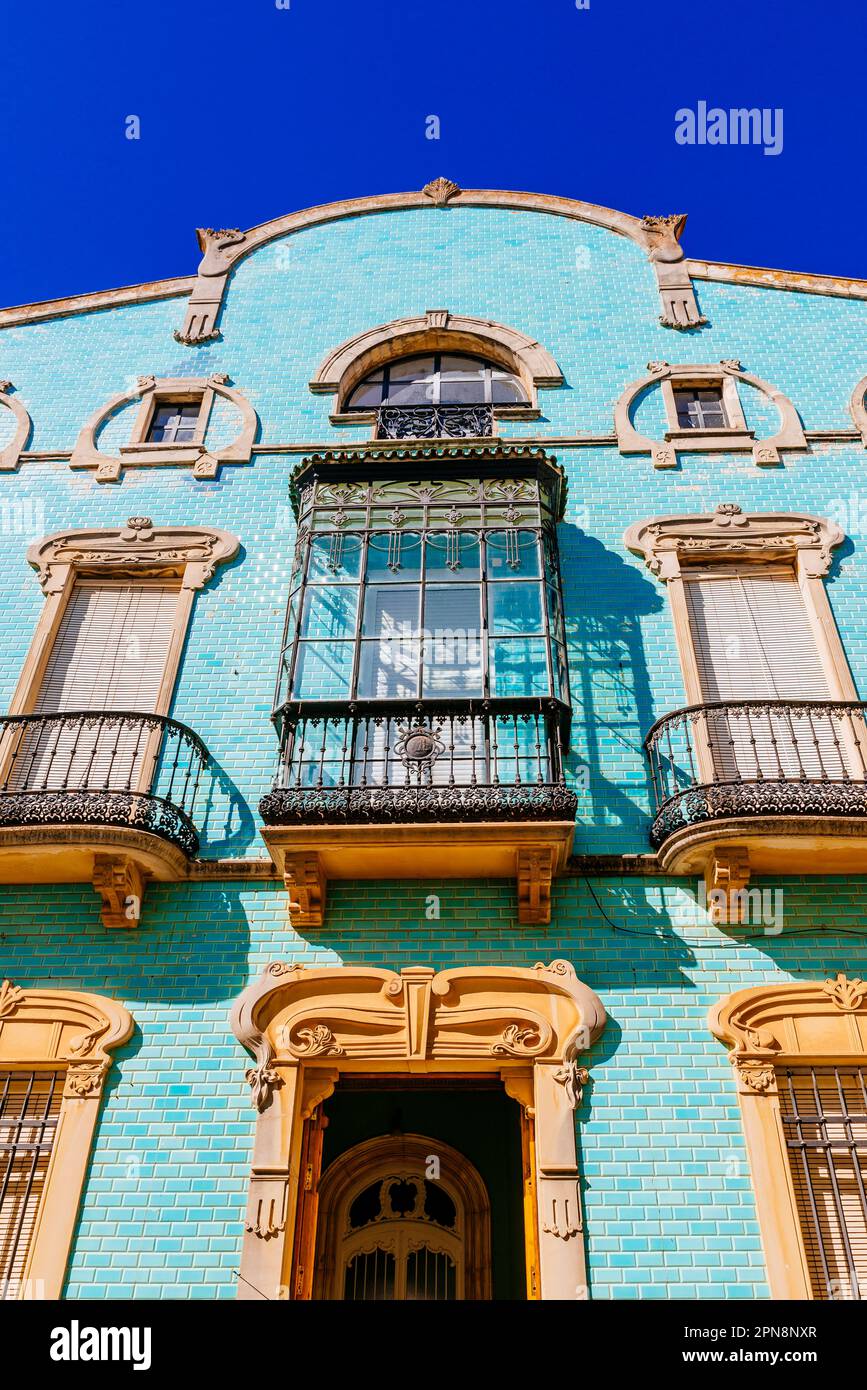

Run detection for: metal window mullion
[[546, 522, 572, 707], [416, 524, 427, 698], [785, 1069, 834, 1298], [835, 1068, 867, 1290], [536, 530, 556, 701], [811, 1067, 860, 1294], [347, 527, 369, 703], [481, 532, 491, 700]]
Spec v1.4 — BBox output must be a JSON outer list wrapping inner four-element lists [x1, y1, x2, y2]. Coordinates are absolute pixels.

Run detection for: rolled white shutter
[[683, 572, 850, 780], [16, 585, 178, 791], [34, 585, 178, 714]]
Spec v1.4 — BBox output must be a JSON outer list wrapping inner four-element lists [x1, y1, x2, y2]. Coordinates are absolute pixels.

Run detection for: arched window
[[313, 1134, 492, 1301], [346, 354, 527, 439]]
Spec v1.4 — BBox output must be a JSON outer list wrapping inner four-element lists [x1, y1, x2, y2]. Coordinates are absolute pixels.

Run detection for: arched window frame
[[0, 980, 133, 1299], [310, 310, 562, 433], [710, 974, 867, 1299]]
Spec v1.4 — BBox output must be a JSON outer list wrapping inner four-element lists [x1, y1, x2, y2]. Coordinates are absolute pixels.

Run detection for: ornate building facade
[[1, 181, 867, 1300]]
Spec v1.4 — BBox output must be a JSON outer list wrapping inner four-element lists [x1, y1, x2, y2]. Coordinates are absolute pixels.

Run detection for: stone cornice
[[624, 502, 844, 580], [2, 189, 864, 333], [0, 276, 193, 329], [231, 958, 606, 1112], [27, 517, 240, 593], [710, 974, 867, 1095], [687, 258, 867, 299], [0, 979, 133, 1069]]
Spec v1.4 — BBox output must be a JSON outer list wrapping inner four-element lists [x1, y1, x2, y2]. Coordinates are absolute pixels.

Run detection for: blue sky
[[1, 0, 864, 305]]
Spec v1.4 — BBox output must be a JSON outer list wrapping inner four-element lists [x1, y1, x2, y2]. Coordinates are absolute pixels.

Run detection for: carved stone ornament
[[639, 215, 707, 330], [245, 1063, 281, 1112], [735, 1063, 777, 1094], [614, 360, 808, 468], [175, 228, 248, 344], [245, 1194, 286, 1240], [231, 958, 606, 1304], [822, 972, 867, 1012], [0, 381, 33, 471], [63, 1061, 109, 1098], [284, 1023, 345, 1058], [92, 854, 144, 930], [231, 958, 606, 1111], [624, 503, 844, 583], [541, 1179, 583, 1239], [422, 177, 462, 207], [553, 1058, 591, 1110], [70, 374, 258, 482], [27, 519, 240, 595], [0, 978, 24, 1018], [710, 974, 867, 1093]]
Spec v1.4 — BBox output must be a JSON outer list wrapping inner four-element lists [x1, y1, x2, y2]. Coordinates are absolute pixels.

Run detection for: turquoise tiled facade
[[2, 195, 867, 1299]]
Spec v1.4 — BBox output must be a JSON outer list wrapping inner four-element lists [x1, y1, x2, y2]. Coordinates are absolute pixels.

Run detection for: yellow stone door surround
[[230, 957, 606, 1301]]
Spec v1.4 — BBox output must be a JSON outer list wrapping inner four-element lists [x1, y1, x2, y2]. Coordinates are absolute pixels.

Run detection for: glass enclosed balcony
[[261, 446, 576, 925]]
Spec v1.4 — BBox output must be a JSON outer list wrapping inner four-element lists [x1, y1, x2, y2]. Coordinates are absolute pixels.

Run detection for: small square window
[[673, 387, 728, 431], [147, 401, 202, 444]]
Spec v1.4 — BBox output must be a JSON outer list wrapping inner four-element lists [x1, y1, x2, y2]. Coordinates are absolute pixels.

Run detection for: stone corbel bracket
[[0, 381, 33, 471], [614, 360, 808, 469], [849, 374, 867, 446], [640, 215, 707, 330], [174, 228, 248, 345], [70, 374, 258, 483]]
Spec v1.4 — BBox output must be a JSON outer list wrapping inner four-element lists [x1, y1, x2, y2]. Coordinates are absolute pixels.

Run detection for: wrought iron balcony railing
[[0, 711, 209, 857], [376, 405, 494, 440], [260, 699, 577, 824], [645, 699, 867, 848]]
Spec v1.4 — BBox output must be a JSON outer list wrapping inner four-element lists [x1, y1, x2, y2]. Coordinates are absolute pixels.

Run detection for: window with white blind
[[780, 1067, 867, 1300], [683, 568, 855, 781], [15, 583, 179, 792], [0, 1072, 62, 1298]]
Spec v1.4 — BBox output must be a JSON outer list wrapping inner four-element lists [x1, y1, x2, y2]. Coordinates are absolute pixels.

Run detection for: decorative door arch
[[315, 1133, 490, 1300], [230, 958, 606, 1301]]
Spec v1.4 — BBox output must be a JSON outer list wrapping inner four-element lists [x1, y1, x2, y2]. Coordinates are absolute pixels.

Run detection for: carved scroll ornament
[[231, 958, 606, 1111]]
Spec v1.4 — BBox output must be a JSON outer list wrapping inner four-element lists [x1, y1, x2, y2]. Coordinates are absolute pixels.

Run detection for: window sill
[[329, 411, 376, 426], [492, 405, 541, 421], [663, 427, 755, 450], [328, 406, 540, 428], [119, 444, 204, 465]]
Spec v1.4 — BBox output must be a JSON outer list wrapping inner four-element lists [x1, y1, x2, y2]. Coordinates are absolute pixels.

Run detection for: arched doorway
[[314, 1134, 491, 1300]]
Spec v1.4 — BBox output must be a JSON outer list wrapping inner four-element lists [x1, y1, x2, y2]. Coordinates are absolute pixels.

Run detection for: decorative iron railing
[[376, 405, 494, 440], [645, 699, 867, 847], [0, 711, 209, 857], [260, 699, 576, 824]]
